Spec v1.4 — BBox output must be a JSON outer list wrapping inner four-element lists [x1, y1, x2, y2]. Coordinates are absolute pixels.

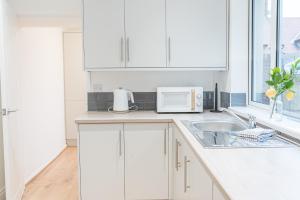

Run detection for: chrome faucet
[[248, 115, 257, 129], [224, 109, 257, 129]]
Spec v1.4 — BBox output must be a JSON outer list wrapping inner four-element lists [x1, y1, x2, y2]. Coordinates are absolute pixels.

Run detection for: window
[[278, 0, 300, 118], [251, 0, 275, 105], [251, 0, 300, 119]]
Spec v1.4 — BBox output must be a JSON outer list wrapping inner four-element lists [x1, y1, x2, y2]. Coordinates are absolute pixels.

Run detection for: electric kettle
[[113, 88, 135, 112]]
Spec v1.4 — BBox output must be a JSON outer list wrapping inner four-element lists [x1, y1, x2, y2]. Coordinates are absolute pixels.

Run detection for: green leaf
[[266, 80, 274, 86]]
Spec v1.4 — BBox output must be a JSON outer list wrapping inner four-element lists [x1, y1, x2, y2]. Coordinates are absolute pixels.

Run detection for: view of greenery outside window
[[251, 0, 300, 119], [278, 0, 300, 118], [251, 0, 274, 105]]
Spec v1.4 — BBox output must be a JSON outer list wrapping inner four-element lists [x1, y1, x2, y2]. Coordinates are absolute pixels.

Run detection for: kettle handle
[[128, 91, 135, 103]]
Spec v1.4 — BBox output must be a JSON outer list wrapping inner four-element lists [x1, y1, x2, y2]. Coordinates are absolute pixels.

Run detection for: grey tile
[[231, 93, 247, 107], [203, 91, 214, 109], [88, 91, 220, 111], [221, 92, 230, 108]]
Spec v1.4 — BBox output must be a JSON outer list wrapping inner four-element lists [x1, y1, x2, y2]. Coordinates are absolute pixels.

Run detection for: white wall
[[219, 0, 249, 94], [90, 71, 223, 92], [17, 27, 66, 183], [63, 32, 87, 145]]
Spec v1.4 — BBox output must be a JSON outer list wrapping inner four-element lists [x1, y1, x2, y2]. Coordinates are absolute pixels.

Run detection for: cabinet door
[[173, 127, 189, 200], [213, 184, 228, 200], [125, 0, 166, 68], [166, 0, 228, 68], [125, 123, 169, 199], [83, 0, 125, 69], [173, 127, 213, 200], [187, 147, 213, 200], [79, 124, 124, 200]]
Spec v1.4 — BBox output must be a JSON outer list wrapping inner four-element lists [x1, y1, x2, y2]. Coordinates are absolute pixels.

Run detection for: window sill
[[229, 106, 300, 140]]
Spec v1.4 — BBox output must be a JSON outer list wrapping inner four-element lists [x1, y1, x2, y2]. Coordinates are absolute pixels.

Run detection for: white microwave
[[157, 87, 204, 113]]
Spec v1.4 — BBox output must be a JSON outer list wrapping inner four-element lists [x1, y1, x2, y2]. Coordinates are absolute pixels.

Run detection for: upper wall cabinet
[[125, 0, 166, 68], [83, 0, 228, 71], [83, 0, 125, 69], [166, 0, 228, 69]]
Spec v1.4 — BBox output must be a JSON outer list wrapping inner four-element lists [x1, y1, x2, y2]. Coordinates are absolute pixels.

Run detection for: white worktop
[[75, 111, 300, 200]]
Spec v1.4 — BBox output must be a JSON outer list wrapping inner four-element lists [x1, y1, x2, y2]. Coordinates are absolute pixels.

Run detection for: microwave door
[[160, 92, 191, 112]]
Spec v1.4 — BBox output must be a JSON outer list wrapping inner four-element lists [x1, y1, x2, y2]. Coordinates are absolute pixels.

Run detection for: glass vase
[[270, 97, 283, 121]]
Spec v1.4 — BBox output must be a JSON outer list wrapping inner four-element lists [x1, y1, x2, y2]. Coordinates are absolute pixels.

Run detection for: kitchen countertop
[[75, 111, 300, 200]]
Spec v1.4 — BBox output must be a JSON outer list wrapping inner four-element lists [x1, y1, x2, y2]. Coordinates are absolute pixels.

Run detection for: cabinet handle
[[126, 38, 130, 62], [119, 130, 122, 156], [175, 139, 181, 171], [168, 37, 171, 63], [121, 37, 124, 62], [164, 129, 167, 155], [184, 156, 191, 193]]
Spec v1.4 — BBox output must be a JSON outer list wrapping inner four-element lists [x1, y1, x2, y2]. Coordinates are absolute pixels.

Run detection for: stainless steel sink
[[182, 120, 295, 149], [191, 121, 247, 132]]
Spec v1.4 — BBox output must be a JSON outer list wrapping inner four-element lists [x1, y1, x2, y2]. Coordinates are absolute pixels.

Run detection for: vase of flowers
[[265, 58, 300, 119]]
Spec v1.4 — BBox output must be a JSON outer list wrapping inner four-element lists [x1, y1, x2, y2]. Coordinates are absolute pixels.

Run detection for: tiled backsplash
[[221, 92, 247, 108], [88, 91, 215, 111]]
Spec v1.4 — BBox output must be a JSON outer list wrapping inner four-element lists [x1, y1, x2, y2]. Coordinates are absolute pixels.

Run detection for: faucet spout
[[223, 109, 256, 129]]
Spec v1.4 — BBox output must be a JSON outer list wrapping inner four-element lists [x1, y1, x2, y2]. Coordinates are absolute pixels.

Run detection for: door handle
[[175, 139, 181, 171], [184, 156, 191, 193], [121, 37, 124, 62], [126, 37, 130, 62], [119, 130, 122, 157], [164, 129, 167, 155], [2, 108, 18, 116], [168, 37, 171, 63]]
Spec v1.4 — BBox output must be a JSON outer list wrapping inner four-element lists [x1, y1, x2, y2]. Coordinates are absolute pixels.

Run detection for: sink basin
[[182, 120, 295, 149], [191, 121, 247, 132]]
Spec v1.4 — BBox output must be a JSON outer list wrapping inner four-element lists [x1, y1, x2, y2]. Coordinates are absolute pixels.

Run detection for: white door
[[173, 127, 189, 200], [79, 124, 124, 200], [125, 123, 169, 199], [0, 1, 24, 199], [166, 0, 228, 68], [125, 0, 166, 68], [83, 0, 125, 69]]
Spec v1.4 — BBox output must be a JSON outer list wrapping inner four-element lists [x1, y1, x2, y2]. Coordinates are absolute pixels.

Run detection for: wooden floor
[[22, 147, 79, 200]]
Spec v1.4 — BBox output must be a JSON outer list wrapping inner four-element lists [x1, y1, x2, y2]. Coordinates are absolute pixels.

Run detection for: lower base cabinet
[[213, 184, 228, 200], [124, 123, 169, 200], [173, 125, 229, 200], [173, 126, 213, 200], [78, 123, 229, 200], [79, 123, 169, 200], [79, 124, 124, 200]]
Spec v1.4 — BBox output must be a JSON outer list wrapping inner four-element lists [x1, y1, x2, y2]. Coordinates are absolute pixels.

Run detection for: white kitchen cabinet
[[79, 124, 124, 200], [173, 128, 189, 200], [166, 0, 228, 69], [125, 0, 166, 68], [83, 0, 125, 69], [124, 123, 169, 199], [173, 126, 213, 200], [213, 184, 228, 200]]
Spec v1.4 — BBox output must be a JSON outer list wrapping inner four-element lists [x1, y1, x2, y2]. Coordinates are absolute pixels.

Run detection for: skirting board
[[66, 139, 77, 147]]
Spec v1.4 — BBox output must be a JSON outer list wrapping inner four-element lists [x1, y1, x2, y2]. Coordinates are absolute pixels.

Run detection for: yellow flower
[[265, 88, 277, 99], [285, 91, 295, 101]]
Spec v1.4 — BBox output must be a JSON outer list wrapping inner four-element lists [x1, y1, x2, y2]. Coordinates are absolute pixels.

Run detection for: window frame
[[249, 0, 279, 110]]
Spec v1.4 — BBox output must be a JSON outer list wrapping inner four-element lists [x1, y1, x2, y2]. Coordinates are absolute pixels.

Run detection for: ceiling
[[9, 0, 82, 17]]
